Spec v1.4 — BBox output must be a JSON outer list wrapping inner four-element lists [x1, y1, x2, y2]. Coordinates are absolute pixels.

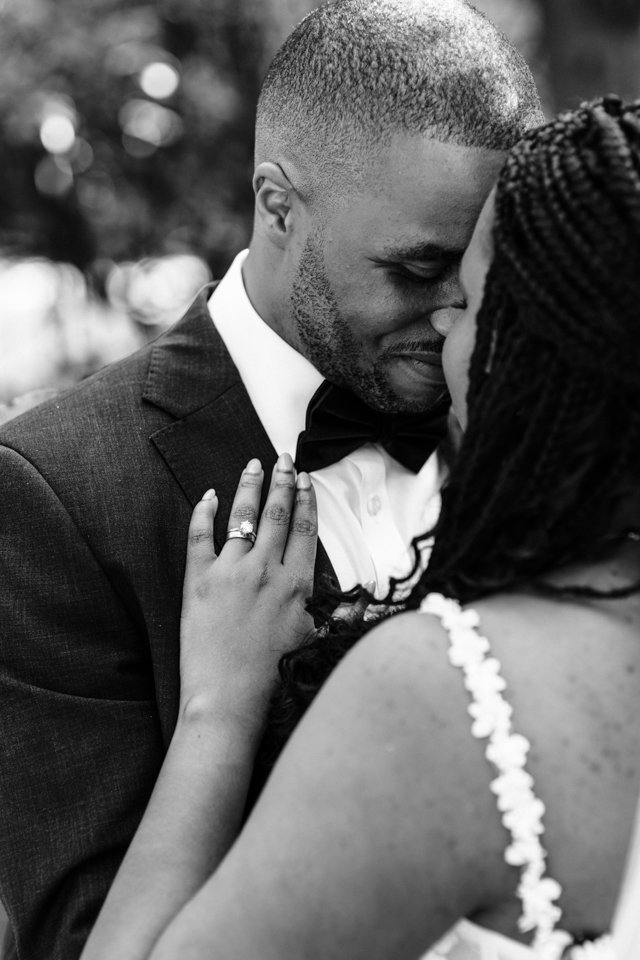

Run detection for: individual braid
[[253, 97, 640, 779]]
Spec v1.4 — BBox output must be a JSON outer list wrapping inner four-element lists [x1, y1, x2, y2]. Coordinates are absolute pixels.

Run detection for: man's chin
[[370, 376, 447, 415], [353, 381, 449, 416], [335, 360, 449, 414]]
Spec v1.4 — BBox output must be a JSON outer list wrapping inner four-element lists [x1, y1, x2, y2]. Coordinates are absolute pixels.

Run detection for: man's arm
[[0, 444, 164, 960]]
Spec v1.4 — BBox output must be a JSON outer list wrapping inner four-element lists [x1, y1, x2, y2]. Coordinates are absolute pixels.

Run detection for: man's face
[[288, 135, 505, 413]]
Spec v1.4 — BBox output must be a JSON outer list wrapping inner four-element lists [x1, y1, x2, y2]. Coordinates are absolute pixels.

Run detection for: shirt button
[[367, 494, 382, 516]]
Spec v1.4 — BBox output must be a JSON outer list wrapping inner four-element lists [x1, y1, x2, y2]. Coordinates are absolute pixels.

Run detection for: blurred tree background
[[0, 0, 322, 273], [0, 0, 639, 411]]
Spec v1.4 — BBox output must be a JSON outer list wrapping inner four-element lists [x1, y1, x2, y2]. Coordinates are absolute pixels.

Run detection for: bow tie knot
[[295, 381, 449, 474], [372, 422, 391, 445]]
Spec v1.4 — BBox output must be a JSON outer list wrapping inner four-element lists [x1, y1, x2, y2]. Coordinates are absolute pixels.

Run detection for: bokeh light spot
[[119, 99, 183, 149], [139, 61, 180, 100], [106, 255, 211, 327], [70, 137, 94, 173], [40, 114, 76, 154], [34, 156, 74, 196], [121, 135, 158, 158]]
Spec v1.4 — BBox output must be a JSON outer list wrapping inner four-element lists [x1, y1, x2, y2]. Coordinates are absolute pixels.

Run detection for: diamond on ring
[[225, 521, 257, 545]]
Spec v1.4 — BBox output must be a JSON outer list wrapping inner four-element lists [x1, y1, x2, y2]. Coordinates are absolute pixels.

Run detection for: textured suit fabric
[[0, 287, 333, 959]]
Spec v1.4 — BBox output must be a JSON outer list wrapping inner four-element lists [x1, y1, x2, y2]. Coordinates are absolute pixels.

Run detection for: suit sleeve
[[0, 445, 165, 960]]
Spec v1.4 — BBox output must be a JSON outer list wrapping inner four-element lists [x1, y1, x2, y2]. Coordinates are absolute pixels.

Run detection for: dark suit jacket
[[0, 287, 332, 960]]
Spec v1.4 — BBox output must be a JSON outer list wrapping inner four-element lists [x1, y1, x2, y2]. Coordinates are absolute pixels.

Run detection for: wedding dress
[[417, 593, 640, 960]]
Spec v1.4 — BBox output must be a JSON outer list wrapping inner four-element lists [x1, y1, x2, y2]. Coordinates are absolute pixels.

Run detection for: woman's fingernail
[[363, 580, 376, 593], [202, 488, 216, 501], [245, 458, 262, 474], [277, 452, 294, 472], [296, 471, 311, 489]]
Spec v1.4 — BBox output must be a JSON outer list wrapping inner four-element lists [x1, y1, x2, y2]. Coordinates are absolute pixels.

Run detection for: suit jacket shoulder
[[0, 287, 277, 960]]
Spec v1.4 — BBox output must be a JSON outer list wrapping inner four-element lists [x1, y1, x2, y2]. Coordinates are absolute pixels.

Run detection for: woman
[[81, 97, 640, 959]]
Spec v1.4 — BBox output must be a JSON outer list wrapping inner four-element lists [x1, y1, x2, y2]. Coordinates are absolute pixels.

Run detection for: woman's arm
[[146, 610, 512, 960], [81, 455, 319, 960]]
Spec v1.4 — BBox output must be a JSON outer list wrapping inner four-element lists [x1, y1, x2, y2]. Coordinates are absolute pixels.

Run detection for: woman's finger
[[281, 471, 318, 587], [252, 452, 297, 560], [223, 458, 264, 555], [185, 490, 218, 577]]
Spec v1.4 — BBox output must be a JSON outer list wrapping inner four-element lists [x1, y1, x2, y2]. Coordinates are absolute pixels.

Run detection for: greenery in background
[[0, 0, 316, 279]]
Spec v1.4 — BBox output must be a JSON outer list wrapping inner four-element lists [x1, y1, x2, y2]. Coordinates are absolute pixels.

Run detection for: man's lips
[[389, 351, 446, 386]]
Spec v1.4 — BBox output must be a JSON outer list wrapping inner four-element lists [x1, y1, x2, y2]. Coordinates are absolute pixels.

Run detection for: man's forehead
[[326, 163, 492, 253], [365, 134, 506, 185]]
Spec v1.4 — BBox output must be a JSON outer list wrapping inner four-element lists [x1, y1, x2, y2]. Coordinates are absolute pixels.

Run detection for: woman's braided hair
[[253, 97, 640, 776], [410, 94, 640, 604]]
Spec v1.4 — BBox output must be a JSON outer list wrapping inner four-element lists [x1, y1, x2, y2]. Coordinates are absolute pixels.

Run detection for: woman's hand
[[81, 454, 316, 960], [179, 453, 317, 731]]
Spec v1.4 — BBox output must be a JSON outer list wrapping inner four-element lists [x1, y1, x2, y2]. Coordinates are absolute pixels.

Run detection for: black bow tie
[[295, 381, 449, 474]]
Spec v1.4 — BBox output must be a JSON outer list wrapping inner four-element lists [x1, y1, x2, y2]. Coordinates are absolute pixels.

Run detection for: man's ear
[[252, 161, 296, 248]]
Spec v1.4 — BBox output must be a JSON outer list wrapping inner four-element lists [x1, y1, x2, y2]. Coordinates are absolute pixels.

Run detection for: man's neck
[[241, 247, 294, 347]]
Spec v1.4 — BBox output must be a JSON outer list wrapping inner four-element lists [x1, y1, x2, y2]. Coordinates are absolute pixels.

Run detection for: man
[[0, 1, 543, 957]]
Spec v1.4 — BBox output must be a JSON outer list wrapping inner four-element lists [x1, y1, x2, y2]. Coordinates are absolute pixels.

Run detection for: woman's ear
[[252, 161, 296, 248]]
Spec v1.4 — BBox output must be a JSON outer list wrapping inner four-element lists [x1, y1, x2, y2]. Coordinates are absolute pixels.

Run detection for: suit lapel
[[142, 288, 275, 539], [143, 285, 335, 568], [151, 387, 278, 544]]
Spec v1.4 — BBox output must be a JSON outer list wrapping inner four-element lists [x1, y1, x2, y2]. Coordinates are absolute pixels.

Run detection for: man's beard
[[290, 233, 447, 414], [290, 234, 409, 412]]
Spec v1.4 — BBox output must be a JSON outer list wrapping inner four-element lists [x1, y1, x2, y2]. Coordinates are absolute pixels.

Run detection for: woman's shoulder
[[358, 588, 640, 688], [330, 603, 479, 736], [349, 590, 640, 775], [338, 590, 640, 938], [313, 601, 515, 861]]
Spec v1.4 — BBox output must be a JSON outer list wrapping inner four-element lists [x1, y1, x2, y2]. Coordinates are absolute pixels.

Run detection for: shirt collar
[[208, 250, 323, 455]]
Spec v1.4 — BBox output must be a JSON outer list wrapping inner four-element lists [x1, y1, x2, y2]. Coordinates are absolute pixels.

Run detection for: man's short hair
[[256, 0, 544, 192]]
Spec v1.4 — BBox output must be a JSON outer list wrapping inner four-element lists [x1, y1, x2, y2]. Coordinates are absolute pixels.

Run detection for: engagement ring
[[225, 520, 256, 545]]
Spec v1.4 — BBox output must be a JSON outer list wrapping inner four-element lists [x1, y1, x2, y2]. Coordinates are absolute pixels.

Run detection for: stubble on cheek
[[290, 237, 411, 410]]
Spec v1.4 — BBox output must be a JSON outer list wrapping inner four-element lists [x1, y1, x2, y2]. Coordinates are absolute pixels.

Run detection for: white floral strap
[[420, 592, 576, 960]]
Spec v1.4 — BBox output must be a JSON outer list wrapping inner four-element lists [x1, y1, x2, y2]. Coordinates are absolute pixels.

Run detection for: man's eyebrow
[[379, 241, 463, 262]]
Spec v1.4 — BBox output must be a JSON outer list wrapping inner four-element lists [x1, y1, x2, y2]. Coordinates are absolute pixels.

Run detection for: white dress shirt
[[208, 250, 443, 596]]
